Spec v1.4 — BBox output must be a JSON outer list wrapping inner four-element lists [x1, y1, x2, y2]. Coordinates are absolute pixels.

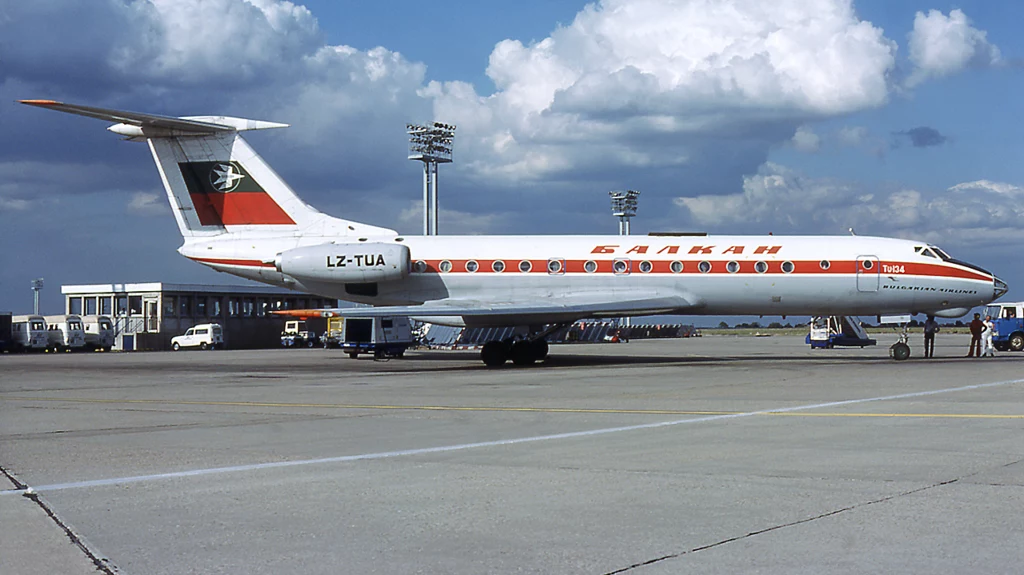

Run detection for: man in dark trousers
[[923, 315, 939, 358], [968, 313, 984, 357]]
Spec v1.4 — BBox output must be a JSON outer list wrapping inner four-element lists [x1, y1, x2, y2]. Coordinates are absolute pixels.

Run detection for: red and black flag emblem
[[179, 161, 295, 226]]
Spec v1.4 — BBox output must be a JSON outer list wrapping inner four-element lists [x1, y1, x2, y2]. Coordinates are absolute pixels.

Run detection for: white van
[[82, 315, 115, 351], [171, 323, 224, 351], [11, 315, 50, 351], [43, 314, 86, 352]]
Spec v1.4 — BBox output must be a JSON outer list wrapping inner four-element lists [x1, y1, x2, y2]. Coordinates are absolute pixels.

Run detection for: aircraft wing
[[273, 293, 698, 325]]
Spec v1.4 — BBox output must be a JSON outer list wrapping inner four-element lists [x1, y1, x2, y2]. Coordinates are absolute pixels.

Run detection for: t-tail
[[19, 100, 394, 239]]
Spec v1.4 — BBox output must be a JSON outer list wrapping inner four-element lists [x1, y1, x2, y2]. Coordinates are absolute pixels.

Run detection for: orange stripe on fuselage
[[189, 257, 275, 268]]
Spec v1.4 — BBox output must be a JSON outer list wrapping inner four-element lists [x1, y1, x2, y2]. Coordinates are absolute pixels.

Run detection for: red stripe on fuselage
[[413, 259, 991, 281]]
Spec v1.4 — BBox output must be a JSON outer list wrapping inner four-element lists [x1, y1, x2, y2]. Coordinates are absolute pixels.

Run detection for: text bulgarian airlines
[[326, 254, 387, 268]]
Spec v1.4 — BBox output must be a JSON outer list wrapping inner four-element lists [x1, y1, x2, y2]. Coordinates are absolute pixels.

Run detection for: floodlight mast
[[609, 190, 640, 235], [608, 190, 639, 328], [407, 122, 456, 235], [31, 278, 44, 315]]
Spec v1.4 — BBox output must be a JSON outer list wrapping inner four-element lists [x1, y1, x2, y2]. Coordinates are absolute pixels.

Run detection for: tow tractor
[[984, 301, 1024, 352], [281, 320, 320, 348]]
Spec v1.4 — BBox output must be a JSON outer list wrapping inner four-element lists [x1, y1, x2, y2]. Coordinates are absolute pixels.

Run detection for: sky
[[1, 0, 1022, 318]]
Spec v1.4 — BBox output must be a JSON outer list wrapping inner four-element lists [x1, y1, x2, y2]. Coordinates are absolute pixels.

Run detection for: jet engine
[[275, 242, 410, 283]]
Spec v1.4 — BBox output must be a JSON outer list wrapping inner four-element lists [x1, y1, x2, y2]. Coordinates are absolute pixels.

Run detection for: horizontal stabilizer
[[19, 100, 287, 137]]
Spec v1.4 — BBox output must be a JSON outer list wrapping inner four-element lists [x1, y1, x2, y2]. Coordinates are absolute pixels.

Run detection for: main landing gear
[[479, 323, 567, 367]]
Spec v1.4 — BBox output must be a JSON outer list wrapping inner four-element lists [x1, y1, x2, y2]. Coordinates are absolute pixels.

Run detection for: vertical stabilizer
[[20, 100, 397, 239]]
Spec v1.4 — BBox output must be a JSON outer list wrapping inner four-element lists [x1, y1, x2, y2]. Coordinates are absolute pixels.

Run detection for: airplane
[[22, 100, 1009, 366]]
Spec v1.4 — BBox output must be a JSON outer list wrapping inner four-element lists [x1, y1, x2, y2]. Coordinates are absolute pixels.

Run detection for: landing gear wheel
[[510, 341, 536, 366], [1009, 333, 1024, 352], [530, 340, 549, 362], [481, 341, 509, 367], [348, 352, 358, 359], [172, 342, 181, 351], [200, 342, 209, 350], [890, 342, 911, 361], [307, 340, 315, 348]]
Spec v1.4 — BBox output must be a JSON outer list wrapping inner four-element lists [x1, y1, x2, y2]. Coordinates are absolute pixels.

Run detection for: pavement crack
[[602, 477, 963, 575], [1, 465, 122, 575]]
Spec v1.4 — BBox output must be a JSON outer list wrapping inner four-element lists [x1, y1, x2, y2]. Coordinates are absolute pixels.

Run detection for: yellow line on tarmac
[[3, 395, 1023, 419]]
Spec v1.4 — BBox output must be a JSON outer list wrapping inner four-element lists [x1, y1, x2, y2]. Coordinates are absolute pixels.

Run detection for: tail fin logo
[[211, 163, 245, 192], [179, 161, 295, 226]]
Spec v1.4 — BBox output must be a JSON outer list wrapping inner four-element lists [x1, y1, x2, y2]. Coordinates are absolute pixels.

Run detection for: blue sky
[[1, 0, 1021, 316]]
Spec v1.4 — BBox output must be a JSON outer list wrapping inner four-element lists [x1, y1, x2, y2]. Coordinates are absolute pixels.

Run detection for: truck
[[81, 315, 114, 351], [323, 316, 413, 359], [984, 301, 1024, 352], [43, 314, 86, 352], [281, 320, 320, 348], [11, 315, 49, 352]]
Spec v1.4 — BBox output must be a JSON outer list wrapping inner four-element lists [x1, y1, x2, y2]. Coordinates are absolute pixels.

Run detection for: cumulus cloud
[[791, 126, 821, 153], [838, 126, 869, 147], [907, 9, 1000, 88], [676, 163, 1024, 246], [893, 126, 948, 148], [429, 0, 896, 183]]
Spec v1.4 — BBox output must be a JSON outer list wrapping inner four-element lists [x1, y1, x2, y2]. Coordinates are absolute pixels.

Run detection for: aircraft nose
[[994, 277, 1009, 300]]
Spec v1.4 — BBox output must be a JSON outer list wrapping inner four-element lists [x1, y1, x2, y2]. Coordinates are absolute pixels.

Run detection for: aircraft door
[[856, 256, 879, 292]]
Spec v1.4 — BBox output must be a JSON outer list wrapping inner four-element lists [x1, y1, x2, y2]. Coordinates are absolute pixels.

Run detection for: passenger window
[[185, 329, 194, 336], [196, 329, 208, 335]]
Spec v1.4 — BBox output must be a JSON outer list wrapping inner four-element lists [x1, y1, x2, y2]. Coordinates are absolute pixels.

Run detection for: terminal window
[[129, 296, 143, 315], [99, 297, 112, 315], [164, 296, 176, 317], [68, 297, 82, 315], [196, 297, 207, 316], [85, 297, 97, 315]]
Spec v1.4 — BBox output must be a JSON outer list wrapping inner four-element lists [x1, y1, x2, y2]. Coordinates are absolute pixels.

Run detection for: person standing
[[923, 315, 939, 358], [982, 315, 996, 357], [967, 313, 984, 357]]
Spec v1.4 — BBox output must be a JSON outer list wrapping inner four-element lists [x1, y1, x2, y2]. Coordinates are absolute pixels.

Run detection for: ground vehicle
[[281, 320, 320, 347], [0, 313, 10, 352], [81, 315, 114, 351], [44, 314, 86, 352], [171, 323, 224, 351], [806, 316, 876, 349], [984, 302, 1024, 352], [11, 315, 50, 351], [324, 317, 413, 358]]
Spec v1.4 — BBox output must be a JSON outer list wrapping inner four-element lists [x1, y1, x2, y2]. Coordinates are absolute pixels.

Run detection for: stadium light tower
[[609, 190, 640, 235], [31, 278, 44, 315], [408, 122, 456, 235]]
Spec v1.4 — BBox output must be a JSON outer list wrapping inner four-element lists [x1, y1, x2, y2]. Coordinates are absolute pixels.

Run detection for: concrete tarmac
[[1, 334, 1022, 574]]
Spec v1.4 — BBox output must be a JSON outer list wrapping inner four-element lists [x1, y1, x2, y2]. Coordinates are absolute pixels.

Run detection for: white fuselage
[[180, 233, 999, 326]]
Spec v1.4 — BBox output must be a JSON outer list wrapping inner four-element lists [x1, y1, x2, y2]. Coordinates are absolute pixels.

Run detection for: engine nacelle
[[275, 242, 410, 283]]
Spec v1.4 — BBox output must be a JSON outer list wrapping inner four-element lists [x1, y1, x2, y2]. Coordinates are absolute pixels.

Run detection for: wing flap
[[273, 294, 697, 320]]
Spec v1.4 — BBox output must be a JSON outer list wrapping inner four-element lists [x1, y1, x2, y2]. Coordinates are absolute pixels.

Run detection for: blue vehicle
[[985, 302, 1024, 352]]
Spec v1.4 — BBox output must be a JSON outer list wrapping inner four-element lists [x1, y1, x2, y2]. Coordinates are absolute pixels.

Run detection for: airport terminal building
[[61, 283, 336, 351]]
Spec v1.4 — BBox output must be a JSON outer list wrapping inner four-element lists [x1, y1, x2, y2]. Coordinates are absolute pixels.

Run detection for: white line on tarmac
[[4, 378, 1022, 496]]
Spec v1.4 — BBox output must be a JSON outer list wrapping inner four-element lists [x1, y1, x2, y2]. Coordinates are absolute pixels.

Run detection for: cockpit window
[[929, 246, 952, 260]]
